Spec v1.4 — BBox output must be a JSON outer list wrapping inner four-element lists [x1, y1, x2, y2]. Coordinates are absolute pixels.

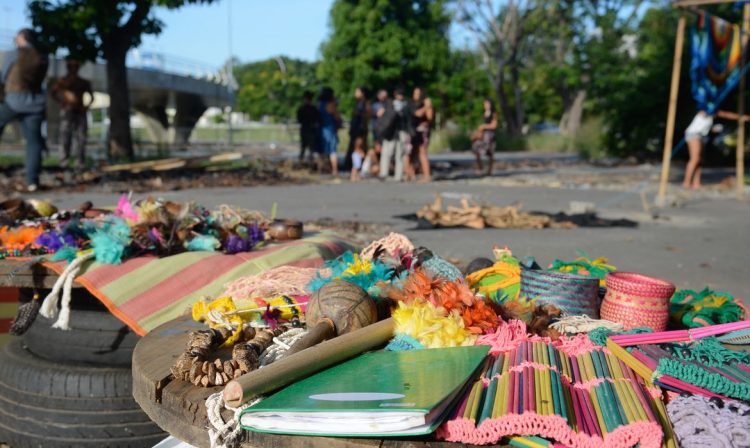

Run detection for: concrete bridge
[[0, 47, 235, 145]]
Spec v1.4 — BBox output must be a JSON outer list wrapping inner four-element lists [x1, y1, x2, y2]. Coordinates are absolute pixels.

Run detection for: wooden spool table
[[133, 315, 490, 448], [0, 259, 83, 289]]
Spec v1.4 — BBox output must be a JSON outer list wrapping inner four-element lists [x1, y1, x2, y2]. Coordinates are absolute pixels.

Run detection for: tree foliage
[[29, 0, 217, 159], [318, 0, 451, 113], [234, 57, 318, 121]]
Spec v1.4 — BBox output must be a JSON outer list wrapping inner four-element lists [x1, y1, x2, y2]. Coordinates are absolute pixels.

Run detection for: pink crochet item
[[600, 272, 675, 331]]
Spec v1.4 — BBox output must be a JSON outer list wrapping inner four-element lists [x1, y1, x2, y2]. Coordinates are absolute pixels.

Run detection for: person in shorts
[[317, 87, 342, 176], [472, 98, 498, 176]]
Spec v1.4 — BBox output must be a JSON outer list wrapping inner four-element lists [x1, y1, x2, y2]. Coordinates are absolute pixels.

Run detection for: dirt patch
[[0, 159, 318, 195]]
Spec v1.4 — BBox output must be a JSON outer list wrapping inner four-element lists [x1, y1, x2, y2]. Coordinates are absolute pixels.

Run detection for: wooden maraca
[[284, 279, 377, 356]]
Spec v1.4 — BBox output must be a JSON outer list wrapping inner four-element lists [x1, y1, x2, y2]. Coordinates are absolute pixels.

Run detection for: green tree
[[437, 48, 493, 129], [597, 6, 694, 156], [318, 0, 451, 114], [234, 57, 318, 121], [29, 0, 217, 160]]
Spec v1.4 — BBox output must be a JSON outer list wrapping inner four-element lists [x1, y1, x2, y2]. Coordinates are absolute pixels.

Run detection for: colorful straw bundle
[[520, 269, 600, 318], [600, 273, 675, 331], [437, 339, 667, 448], [607, 320, 750, 401]]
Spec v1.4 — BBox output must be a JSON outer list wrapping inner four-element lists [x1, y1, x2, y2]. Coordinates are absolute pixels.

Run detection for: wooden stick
[[283, 318, 335, 357], [657, 14, 687, 206], [222, 317, 394, 407], [738, 4, 749, 199]]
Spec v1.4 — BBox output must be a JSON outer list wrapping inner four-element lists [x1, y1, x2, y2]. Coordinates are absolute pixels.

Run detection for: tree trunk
[[496, 66, 521, 137], [559, 89, 587, 135], [106, 48, 134, 160], [510, 63, 525, 135]]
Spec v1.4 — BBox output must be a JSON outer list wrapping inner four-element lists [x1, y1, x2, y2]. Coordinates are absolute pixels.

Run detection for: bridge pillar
[[132, 92, 170, 145], [173, 93, 207, 145]]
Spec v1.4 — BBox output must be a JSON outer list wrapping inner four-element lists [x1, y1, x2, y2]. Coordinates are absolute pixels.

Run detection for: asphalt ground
[[30, 171, 750, 303]]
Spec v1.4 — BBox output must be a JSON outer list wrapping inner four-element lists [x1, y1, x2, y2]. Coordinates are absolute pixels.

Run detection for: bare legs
[[683, 137, 702, 189], [329, 153, 338, 176], [417, 143, 431, 182]]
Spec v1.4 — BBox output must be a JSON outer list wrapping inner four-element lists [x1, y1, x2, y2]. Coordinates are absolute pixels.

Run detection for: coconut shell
[[306, 280, 377, 335]]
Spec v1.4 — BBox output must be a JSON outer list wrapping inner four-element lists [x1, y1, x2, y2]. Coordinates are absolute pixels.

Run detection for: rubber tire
[[22, 309, 138, 367], [0, 339, 165, 447]]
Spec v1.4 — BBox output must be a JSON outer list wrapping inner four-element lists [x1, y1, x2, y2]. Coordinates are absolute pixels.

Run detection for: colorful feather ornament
[[85, 217, 132, 264], [391, 300, 477, 348], [307, 251, 394, 297], [114, 193, 139, 223], [185, 234, 221, 252]]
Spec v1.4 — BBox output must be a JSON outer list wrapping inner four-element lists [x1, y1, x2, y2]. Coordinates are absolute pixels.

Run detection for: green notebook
[[239, 345, 489, 437]]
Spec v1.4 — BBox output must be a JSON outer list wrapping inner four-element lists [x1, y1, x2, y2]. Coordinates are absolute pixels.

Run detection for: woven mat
[[43, 233, 354, 335]]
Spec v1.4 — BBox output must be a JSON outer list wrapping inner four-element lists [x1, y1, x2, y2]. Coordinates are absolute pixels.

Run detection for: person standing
[[380, 88, 412, 181], [317, 87, 341, 176], [50, 58, 93, 170], [296, 90, 319, 162], [410, 86, 433, 182], [0, 29, 49, 192], [345, 86, 369, 171], [472, 98, 498, 176], [368, 89, 388, 177]]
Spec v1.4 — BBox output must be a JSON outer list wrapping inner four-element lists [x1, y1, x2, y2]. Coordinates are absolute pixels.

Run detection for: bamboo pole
[[223, 317, 394, 407], [657, 14, 687, 206], [738, 4, 749, 199]]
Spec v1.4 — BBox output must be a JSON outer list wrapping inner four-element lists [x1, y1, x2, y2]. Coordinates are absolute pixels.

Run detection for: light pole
[[227, 0, 234, 146]]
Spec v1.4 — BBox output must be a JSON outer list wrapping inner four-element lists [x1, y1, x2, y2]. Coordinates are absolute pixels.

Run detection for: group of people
[[297, 85, 501, 182], [297, 85, 437, 182], [1, 29, 93, 191]]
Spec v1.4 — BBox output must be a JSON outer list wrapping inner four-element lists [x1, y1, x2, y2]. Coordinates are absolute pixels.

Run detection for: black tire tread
[[0, 340, 165, 447], [0, 418, 165, 448], [0, 341, 133, 400], [22, 310, 137, 366]]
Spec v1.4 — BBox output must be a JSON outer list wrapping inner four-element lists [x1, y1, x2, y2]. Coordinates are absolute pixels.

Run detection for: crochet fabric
[[666, 395, 750, 448]]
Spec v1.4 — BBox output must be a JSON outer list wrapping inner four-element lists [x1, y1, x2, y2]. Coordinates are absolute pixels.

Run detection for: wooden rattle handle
[[223, 317, 394, 407], [284, 318, 336, 357]]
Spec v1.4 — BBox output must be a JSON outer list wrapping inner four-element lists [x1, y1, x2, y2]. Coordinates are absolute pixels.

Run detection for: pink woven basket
[[600, 272, 676, 331]]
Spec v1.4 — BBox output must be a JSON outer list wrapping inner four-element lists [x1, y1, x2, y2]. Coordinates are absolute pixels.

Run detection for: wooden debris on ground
[[416, 195, 578, 230], [102, 152, 243, 173]]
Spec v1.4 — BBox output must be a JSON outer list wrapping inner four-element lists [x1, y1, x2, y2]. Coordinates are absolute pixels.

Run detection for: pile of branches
[[416, 196, 577, 230]]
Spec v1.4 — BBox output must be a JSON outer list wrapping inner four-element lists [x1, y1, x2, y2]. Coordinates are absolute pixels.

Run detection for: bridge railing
[[0, 28, 235, 88]]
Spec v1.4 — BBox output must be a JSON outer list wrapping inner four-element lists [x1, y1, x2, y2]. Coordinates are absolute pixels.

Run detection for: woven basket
[[600, 272, 675, 331], [520, 269, 600, 318]]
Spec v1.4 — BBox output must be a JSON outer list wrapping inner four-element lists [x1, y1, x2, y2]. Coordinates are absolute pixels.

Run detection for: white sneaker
[[27, 184, 38, 192]]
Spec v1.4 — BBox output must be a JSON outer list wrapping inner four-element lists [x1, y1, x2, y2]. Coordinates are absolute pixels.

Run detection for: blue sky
[[1, 0, 336, 66]]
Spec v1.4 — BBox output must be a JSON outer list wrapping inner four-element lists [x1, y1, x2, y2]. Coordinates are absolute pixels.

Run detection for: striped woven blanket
[[42, 233, 353, 335]]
